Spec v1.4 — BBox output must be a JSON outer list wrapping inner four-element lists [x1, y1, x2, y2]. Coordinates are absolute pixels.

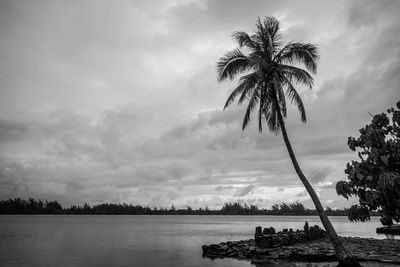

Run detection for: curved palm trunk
[[276, 112, 360, 267]]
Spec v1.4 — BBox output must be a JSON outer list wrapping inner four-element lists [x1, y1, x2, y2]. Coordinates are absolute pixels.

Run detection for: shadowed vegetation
[[1, 198, 374, 216], [337, 101, 400, 226]]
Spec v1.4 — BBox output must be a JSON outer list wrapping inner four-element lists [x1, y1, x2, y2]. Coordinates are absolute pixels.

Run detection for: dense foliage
[[0, 198, 365, 216], [336, 101, 400, 225], [0, 198, 63, 214]]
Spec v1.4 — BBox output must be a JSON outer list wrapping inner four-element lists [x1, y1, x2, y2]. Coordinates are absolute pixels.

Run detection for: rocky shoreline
[[377, 225, 400, 235], [202, 223, 400, 265]]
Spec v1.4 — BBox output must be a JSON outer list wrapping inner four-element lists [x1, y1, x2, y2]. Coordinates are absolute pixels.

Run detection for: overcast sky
[[0, 0, 399, 209]]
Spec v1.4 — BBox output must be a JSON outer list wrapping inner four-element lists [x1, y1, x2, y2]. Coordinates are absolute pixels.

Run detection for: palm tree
[[217, 17, 360, 267]]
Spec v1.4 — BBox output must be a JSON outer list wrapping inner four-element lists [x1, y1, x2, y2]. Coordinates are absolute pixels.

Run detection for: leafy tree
[[336, 101, 400, 226], [289, 202, 306, 214], [280, 203, 291, 213], [45, 200, 63, 214], [170, 204, 177, 215], [217, 16, 360, 266]]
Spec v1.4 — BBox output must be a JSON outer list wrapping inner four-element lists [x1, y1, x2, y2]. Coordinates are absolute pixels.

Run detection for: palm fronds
[[223, 73, 258, 110], [242, 89, 260, 130], [217, 49, 249, 82], [218, 16, 318, 132], [277, 42, 319, 74]]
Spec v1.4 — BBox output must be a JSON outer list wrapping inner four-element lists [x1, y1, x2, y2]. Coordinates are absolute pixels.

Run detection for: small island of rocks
[[202, 222, 400, 266]]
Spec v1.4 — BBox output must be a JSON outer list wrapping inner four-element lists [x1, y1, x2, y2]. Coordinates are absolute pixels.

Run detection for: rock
[[220, 245, 228, 251], [255, 247, 269, 255], [255, 235, 262, 246], [255, 226, 263, 246], [228, 251, 237, 257], [202, 244, 219, 253], [255, 226, 262, 236], [263, 227, 276, 235], [308, 225, 326, 241], [203, 234, 400, 265], [310, 225, 322, 240], [304, 221, 310, 241], [258, 235, 273, 248], [253, 225, 317, 249], [309, 225, 316, 240], [376, 225, 400, 235]]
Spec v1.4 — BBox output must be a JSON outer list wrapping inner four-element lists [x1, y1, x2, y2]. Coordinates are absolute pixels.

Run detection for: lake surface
[[0, 215, 393, 267]]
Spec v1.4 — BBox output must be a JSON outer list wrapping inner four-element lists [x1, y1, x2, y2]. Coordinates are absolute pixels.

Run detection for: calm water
[[0, 215, 392, 267]]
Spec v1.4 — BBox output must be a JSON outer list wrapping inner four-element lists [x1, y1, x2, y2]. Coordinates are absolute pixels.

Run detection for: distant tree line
[[0, 198, 64, 214], [0, 198, 380, 216]]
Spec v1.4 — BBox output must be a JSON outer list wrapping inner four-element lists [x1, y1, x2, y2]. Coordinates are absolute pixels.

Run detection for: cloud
[[347, 0, 399, 29], [296, 191, 308, 198], [307, 167, 333, 184], [0, 119, 29, 142], [235, 185, 256, 197], [215, 185, 234, 191], [0, 0, 399, 208]]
